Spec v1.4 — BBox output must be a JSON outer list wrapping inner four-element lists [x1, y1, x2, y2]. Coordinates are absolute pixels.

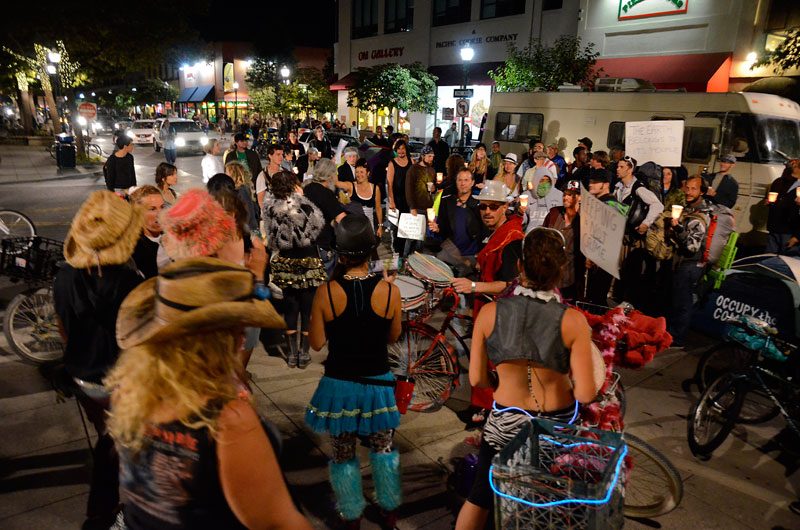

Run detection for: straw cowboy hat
[[64, 190, 144, 269], [477, 180, 510, 203], [159, 189, 236, 259], [116, 257, 285, 349]]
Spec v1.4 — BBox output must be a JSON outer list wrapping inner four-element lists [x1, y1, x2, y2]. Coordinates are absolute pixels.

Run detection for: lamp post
[[47, 51, 62, 130], [232, 81, 239, 124], [459, 46, 473, 149]]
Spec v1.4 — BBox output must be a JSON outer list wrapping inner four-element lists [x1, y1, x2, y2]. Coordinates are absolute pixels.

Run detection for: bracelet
[[253, 283, 271, 300], [471, 281, 476, 294]]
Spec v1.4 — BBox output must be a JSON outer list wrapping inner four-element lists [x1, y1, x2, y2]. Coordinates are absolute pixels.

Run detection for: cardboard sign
[[625, 120, 684, 167], [579, 190, 626, 279], [333, 138, 348, 165], [397, 213, 426, 241]]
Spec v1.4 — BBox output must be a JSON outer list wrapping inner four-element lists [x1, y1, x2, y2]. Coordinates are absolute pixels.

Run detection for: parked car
[[126, 120, 156, 145], [152, 118, 208, 154], [114, 117, 134, 130]]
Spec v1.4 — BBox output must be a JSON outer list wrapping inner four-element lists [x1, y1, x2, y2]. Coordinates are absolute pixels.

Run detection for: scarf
[[513, 285, 561, 303], [475, 215, 524, 315]]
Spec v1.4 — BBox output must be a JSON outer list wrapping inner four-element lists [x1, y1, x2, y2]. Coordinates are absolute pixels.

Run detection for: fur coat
[[262, 192, 325, 251]]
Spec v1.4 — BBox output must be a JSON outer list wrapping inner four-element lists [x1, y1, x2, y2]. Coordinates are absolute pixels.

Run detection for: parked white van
[[485, 91, 800, 244]]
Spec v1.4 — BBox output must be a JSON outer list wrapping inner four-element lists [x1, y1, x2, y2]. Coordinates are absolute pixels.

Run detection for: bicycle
[[386, 287, 683, 518], [0, 210, 36, 244], [48, 136, 103, 160], [687, 316, 799, 457], [1, 236, 65, 364]]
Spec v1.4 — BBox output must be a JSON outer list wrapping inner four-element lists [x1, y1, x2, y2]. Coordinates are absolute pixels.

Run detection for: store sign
[[356, 47, 404, 62], [454, 89, 473, 98], [619, 0, 688, 21], [223, 63, 234, 92], [442, 108, 454, 121], [434, 33, 518, 49]]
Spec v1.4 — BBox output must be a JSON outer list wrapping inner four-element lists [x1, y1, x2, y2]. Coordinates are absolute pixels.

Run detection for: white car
[[125, 120, 157, 145], [153, 118, 208, 154]]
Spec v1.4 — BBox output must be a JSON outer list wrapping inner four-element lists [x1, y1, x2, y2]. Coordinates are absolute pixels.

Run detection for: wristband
[[253, 283, 271, 300], [471, 281, 476, 294]]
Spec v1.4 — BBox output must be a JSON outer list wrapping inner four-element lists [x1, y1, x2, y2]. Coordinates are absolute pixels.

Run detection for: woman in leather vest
[[455, 227, 602, 530]]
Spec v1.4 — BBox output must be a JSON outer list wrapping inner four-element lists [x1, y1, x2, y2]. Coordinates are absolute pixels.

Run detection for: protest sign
[[333, 138, 348, 165], [397, 212, 426, 241], [579, 190, 626, 279], [625, 120, 684, 167]]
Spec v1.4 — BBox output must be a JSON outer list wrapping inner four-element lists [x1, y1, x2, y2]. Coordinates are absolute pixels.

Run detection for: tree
[[347, 62, 438, 117], [489, 35, 602, 92], [753, 27, 800, 74], [249, 86, 278, 116]]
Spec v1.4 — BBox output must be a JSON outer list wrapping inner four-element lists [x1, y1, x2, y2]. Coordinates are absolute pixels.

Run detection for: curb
[[0, 169, 104, 185]]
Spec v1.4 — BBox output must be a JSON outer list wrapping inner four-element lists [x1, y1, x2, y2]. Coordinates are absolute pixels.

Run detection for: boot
[[369, 449, 402, 523], [329, 458, 366, 524], [285, 333, 298, 368], [298, 334, 312, 369]]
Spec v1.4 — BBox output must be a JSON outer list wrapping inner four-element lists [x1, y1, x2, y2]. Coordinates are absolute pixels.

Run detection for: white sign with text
[[624, 120, 684, 167], [579, 190, 626, 279], [397, 213, 427, 241]]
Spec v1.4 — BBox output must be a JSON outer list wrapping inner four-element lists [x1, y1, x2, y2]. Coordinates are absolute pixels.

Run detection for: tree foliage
[[489, 36, 601, 92], [753, 27, 800, 74], [247, 62, 336, 117], [347, 62, 438, 114]]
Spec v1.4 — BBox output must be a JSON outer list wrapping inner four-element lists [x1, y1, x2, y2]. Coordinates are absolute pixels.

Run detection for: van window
[[494, 112, 543, 143], [607, 121, 625, 150], [684, 127, 715, 163]]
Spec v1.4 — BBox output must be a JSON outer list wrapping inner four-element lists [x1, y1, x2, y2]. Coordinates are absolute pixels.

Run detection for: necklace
[[343, 271, 373, 280]]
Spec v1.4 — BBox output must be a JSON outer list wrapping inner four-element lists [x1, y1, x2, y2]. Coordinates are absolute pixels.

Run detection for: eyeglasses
[[479, 203, 504, 211]]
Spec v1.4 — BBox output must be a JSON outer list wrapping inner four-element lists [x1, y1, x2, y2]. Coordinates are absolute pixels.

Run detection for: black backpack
[[623, 179, 650, 235]]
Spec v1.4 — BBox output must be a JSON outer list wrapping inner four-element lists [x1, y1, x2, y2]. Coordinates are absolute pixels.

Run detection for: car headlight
[[200, 136, 208, 145], [175, 137, 186, 147], [77, 116, 87, 126], [126, 130, 135, 138]]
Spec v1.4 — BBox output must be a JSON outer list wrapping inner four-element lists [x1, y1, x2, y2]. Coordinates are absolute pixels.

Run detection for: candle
[[294, 150, 299, 158], [795, 188, 800, 198], [464, 162, 468, 168], [436, 172, 443, 183], [520, 195, 529, 208], [427, 208, 436, 222], [768, 192, 778, 203], [527, 180, 533, 190], [671, 205, 684, 219], [292, 167, 299, 174]]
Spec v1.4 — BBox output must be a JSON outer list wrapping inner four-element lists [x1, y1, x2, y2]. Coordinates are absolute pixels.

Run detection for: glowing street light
[[46, 64, 57, 74], [460, 46, 474, 62], [459, 46, 474, 148], [232, 82, 239, 123], [48, 51, 61, 64]]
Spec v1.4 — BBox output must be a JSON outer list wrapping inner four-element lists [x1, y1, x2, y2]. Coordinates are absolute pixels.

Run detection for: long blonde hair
[[469, 147, 488, 176], [105, 329, 242, 453], [225, 161, 254, 200]]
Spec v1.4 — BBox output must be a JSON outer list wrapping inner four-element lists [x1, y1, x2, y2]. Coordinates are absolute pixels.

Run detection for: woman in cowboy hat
[[305, 214, 403, 529], [53, 190, 146, 529], [107, 257, 309, 529]]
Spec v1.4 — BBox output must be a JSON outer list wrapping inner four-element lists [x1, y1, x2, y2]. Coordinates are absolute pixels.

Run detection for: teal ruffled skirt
[[305, 371, 401, 436]]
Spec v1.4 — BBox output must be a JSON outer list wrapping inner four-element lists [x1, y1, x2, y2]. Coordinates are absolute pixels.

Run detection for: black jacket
[[224, 149, 263, 187], [311, 137, 332, 159], [767, 173, 800, 236], [707, 172, 739, 209], [337, 163, 357, 183], [428, 138, 450, 173], [436, 194, 482, 250], [104, 153, 136, 190]]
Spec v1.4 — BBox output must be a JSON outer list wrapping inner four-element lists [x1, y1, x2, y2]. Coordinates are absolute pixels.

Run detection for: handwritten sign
[[397, 213, 426, 241], [333, 138, 348, 166], [625, 120, 684, 167], [579, 189, 626, 279]]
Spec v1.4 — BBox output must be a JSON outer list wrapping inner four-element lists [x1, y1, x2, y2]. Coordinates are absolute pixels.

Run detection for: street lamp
[[46, 64, 57, 74], [48, 51, 61, 64], [459, 46, 474, 148], [280, 66, 290, 84], [232, 81, 239, 124]]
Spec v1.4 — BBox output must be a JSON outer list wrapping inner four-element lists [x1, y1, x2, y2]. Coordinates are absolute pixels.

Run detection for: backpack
[[622, 180, 650, 235], [703, 203, 736, 265], [645, 212, 674, 260], [634, 161, 662, 191]]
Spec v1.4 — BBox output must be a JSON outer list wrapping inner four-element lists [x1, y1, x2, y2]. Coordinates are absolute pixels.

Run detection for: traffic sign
[[456, 99, 470, 118], [78, 102, 97, 120], [442, 107, 454, 121], [453, 88, 473, 98]]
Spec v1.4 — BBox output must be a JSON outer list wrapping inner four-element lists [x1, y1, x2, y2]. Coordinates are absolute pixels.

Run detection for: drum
[[406, 253, 453, 290], [395, 275, 427, 314]]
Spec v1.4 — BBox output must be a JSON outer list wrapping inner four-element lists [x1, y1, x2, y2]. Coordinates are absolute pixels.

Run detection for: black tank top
[[390, 159, 410, 212], [349, 182, 376, 208], [323, 275, 392, 378]]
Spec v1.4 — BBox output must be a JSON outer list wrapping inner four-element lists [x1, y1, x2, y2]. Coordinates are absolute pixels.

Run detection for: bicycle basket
[[0, 237, 64, 282], [491, 418, 626, 529]]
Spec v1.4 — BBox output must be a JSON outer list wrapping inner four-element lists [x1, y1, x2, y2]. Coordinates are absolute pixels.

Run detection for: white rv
[[485, 91, 800, 244]]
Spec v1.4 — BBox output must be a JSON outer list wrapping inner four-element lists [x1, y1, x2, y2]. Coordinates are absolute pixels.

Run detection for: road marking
[[19, 206, 78, 214]]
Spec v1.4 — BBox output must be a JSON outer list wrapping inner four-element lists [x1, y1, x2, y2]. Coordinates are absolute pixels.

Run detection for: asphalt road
[[0, 133, 212, 242]]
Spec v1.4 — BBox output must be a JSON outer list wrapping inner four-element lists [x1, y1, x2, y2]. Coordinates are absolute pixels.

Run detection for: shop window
[[352, 0, 378, 39], [481, 0, 524, 19], [684, 127, 715, 163], [494, 112, 543, 143], [386, 0, 414, 33], [542, 0, 563, 10], [432, 0, 472, 27], [607, 121, 625, 150]]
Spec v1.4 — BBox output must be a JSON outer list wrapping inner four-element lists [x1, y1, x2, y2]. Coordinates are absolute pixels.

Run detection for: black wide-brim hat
[[334, 214, 378, 257]]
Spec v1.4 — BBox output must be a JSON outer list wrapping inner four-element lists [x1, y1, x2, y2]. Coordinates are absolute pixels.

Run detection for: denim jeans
[[668, 261, 705, 346], [164, 148, 177, 164], [319, 248, 337, 278]]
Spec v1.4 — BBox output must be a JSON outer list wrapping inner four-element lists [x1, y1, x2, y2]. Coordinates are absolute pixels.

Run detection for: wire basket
[[0, 237, 64, 283], [491, 418, 626, 530]]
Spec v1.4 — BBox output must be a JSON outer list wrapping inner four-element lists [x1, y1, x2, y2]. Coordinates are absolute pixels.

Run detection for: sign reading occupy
[[579, 189, 626, 279], [625, 120, 684, 167]]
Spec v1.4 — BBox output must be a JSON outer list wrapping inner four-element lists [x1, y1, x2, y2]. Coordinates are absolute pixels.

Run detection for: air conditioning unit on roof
[[594, 78, 656, 92]]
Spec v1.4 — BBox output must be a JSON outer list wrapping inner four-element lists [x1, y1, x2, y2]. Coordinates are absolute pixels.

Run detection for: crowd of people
[[57, 117, 800, 529]]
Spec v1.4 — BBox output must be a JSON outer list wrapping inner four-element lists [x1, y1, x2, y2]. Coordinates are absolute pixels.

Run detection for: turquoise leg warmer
[[329, 458, 366, 521], [369, 449, 402, 511]]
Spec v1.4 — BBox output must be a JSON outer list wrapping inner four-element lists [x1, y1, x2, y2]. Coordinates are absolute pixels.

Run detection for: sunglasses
[[479, 203, 504, 211]]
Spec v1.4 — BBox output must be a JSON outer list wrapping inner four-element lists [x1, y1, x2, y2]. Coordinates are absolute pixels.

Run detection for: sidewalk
[[0, 145, 103, 184]]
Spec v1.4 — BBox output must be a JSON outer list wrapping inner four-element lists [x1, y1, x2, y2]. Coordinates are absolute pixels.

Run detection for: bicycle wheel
[[3, 289, 65, 364], [696, 343, 778, 424], [687, 372, 746, 457], [48, 143, 57, 159], [387, 323, 458, 412], [0, 210, 36, 240], [623, 433, 683, 518], [88, 143, 104, 157]]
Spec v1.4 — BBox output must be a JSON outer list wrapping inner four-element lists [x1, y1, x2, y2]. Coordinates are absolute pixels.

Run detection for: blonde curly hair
[[105, 329, 244, 453], [225, 161, 254, 201]]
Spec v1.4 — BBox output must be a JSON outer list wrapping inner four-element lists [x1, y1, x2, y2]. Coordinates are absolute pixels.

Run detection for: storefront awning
[[330, 72, 359, 91], [177, 87, 198, 103], [188, 85, 215, 102], [593, 52, 732, 92]]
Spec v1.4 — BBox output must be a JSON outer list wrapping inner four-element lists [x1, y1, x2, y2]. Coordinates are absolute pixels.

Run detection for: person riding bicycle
[[304, 214, 403, 529], [455, 227, 602, 530]]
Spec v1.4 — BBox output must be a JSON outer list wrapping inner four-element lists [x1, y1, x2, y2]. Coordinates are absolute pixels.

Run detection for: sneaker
[[286, 351, 298, 369], [298, 349, 311, 369]]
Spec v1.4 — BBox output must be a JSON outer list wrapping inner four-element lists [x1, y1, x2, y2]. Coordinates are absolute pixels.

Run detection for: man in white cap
[[337, 146, 359, 183]]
